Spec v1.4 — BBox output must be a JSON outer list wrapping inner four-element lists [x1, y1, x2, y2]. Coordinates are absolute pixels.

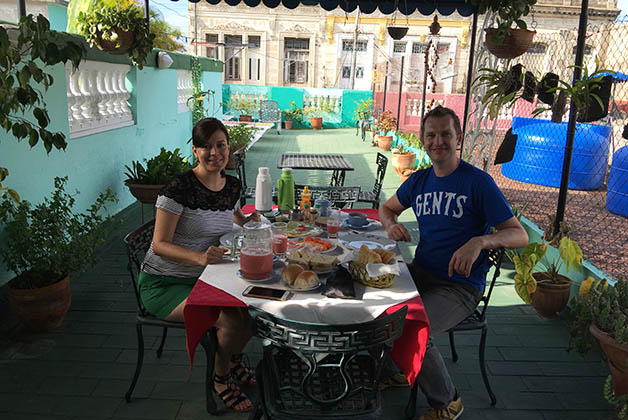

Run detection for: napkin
[[322, 266, 356, 299], [365, 261, 401, 277]]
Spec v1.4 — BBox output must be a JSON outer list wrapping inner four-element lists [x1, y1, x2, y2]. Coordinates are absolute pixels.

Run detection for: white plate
[[341, 219, 380, 230], [282, 279, 321, 292], [286, 222, 323, 238], [236, 269, 275, 283], [338, 233, 396, 251], [288, 237, 337, 253]]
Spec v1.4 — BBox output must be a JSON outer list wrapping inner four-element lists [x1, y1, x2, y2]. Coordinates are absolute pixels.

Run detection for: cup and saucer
[[342, 212, 378, 230]]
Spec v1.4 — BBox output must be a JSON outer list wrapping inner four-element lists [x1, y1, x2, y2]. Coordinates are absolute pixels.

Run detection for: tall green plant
[[124, 147, 192, 185]]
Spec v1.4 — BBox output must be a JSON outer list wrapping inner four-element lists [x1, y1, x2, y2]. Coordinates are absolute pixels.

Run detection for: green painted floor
[[0, 128, 618, 419]]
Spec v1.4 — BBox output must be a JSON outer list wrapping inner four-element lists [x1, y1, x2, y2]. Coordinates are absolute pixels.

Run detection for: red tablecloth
[[184, 281, 429, 385]]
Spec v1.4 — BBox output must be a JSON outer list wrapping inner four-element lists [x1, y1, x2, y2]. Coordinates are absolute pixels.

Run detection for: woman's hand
[[245, 212, 261, 223], [198, 246, 227, 266]]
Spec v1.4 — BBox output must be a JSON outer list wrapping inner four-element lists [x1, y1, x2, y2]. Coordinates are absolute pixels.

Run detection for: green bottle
[[277, 168, 295, 211]]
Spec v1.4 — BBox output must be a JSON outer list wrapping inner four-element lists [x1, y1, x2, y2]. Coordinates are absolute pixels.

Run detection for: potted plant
[[0, 177, 116, 331], [471, 0, 537, 59], [475, 63, 527, 120], [513, 235, 583, 318], [568, 278, 628, 418], [303, 102, 332, 130], [391, 134, 418, 173], [124, 147, 193, 204], [227, 97, 258, 122], [282, 102, 303, 130], [77, 0, 155, 70], [226, 123, 256, 164], [375, 110, 397, 151]]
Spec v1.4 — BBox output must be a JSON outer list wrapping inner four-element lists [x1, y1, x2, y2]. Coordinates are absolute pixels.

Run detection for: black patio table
[[277, 153, 354, 186]]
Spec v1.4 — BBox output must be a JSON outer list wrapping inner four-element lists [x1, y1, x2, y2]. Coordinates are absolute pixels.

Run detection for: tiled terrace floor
[[0, 128, 619, 419]]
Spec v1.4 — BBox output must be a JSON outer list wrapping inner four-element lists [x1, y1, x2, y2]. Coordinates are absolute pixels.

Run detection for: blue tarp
[[175, 0, 475, 16], [597, 71, 628, 82]]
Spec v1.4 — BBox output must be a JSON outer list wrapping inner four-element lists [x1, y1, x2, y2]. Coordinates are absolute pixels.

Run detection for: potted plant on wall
[[0, 177, 116, 331], [282, 102, 303, 130], [475, 63, 527, 119], [568, 279, 628, 419], [375, 110, 397, 151], [471, 0, 537, 59], [77, 0, 155, 69], [227, 97, 258, 122], [124, 147, 193, 205], [226, 123, 256, 168], [303, 102, 332, 130]]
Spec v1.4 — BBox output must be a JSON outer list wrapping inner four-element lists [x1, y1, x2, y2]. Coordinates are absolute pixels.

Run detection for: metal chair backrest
[[372, 152, 388, 200], [259, 100, 281, 123], [478, 248, 505, 320], [123, 220, 156, 316], [249, 305, 407, 405], [295, 185, 361, 207], [233, 151, 247, 208]]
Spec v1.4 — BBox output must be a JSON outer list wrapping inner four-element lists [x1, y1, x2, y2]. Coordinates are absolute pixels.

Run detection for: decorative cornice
[[211, 22, 256, 32], [285, 24, 311, 33]]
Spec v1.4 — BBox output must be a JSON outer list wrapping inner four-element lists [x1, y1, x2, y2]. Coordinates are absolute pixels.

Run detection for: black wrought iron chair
[[404, 248, 505, 419], [233, 150, 255, 208], [123, 220, 219, 414], [356, 152, 388, 209], [248, 305, 408, 420], [295, 184, 361, 209]]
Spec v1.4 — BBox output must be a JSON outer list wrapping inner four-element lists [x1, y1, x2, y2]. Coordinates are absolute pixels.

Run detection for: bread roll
[[293, 270, 319, 289], [282, 264, 304, 285], [367, 252, 383, 264]]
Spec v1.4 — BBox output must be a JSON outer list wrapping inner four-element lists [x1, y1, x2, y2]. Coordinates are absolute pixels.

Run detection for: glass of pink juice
[[240, 247, 273, 279], [272, 234, 288, 258], [327, 208, 341, 239]]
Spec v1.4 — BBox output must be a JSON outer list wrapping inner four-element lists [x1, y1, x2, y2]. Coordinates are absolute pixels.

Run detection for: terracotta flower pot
[[284, 120, 293, 130], [6, 274, 71, 332], [378, 135, 393, 151], [529, 273, 572, 318], [484, 28, 536, 59], [239, 115, 253, 122], [392, 152, 417, 172], [310, 117, 323, 130], [96, 28, 135, 55], [589, 323, 628, 396], [126, 183, 163, 205]]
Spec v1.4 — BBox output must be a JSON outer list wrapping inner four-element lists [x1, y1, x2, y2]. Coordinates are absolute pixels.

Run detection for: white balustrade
[[302, 93, 342, 113], [177, 70, 193, 113], [66, 61, 134, 139]]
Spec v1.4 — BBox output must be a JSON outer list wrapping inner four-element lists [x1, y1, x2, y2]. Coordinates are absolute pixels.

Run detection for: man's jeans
[[409, 263, 483, 409]]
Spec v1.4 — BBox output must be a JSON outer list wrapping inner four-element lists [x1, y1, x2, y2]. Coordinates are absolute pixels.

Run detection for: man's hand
[[199, 246, 227, 265], [448, 237, 483, 278], [386, 223, 412, 242]]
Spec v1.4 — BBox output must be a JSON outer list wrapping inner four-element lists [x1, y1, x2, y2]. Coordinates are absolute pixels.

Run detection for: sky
[[150, 0, 628, 52]]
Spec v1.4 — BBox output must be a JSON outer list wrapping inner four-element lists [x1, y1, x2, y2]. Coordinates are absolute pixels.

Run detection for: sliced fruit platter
[[286, 221, 323, 237], [288, 236, 335, 253]]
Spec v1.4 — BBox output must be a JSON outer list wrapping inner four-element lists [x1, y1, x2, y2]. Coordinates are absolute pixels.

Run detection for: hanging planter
[[387, 26, 408, 40], [96, 27, 136, 55], [577, 75, 613, 123], [484, 28, 536, 59], [521, 71, 537, 103], [537, 72, 559, 105]]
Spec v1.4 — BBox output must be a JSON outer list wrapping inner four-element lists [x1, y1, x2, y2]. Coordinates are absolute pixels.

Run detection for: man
[[379, 106, 528, 420]]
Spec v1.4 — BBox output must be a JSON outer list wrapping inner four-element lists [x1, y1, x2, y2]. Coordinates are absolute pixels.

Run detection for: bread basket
[[348, 261, 394, 288]]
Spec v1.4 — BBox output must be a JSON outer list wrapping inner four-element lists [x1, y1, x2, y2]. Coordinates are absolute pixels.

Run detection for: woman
[[138, 118, 258, 412]]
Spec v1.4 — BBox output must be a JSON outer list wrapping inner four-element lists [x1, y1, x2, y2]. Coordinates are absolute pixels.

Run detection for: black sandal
[[213, 373, 252, 412], [230, 353, 257, 386]]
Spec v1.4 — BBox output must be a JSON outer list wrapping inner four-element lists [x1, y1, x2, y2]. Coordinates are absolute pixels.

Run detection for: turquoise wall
[[48, 4, 68, 31], [0, 48, 223, 286]]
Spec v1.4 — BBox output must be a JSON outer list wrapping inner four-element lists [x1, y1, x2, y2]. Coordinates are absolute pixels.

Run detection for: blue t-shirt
[[396, 160, 513, 291]]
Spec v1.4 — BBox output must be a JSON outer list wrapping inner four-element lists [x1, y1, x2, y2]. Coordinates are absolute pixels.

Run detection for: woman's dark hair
[[420, 105, 462, 139], [192, 118, 230, 177], [192, 118, 230, 148]]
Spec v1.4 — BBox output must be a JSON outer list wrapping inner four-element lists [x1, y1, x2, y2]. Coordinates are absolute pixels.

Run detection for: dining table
[[183, 215, 430, 386], [277, 153, 354, 186]]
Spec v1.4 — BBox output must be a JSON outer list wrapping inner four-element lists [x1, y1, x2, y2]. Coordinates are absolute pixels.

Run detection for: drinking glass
[[271, 222, 289, 260], [326, 208, 341, 239]]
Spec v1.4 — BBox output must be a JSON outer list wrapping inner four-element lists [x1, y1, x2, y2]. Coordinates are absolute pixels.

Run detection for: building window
[[356, 67, 364, 79], [248, 35, 261, 48], [393, 41, 406, 54], [342, 39, 367, 52], [249, 57, 261, 81], [284, 37, 309, 83], [572, 44, 593, 55], [528, 43, 547, 54], [412, 43, 427, 54], [342, 66, 351, 79], [205, 33, 218, 59], [225, 35, 243, 80]]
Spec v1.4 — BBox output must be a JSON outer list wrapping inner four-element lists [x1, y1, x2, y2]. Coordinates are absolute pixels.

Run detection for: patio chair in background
[[404, 248, 505, 419], [356, 152, 388, 209], [259, 100, 282, 135], [123, 220, 219, 414], [295, 184, 361, 209], [233, 151, 256, 208], [248, 305, 408, 420]]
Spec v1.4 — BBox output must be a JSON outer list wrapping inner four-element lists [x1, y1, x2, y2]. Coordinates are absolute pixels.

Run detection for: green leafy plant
[[124, 147, 192, 185], [0, 176, 117, 289], [475, 63, 527, 119], [398, 131, 423, 150], [77, 0, 155, 69], [227, 97, 257, 115], [354, 98, 373, 120], [376, 110, 397, 134], [513, 236, 583, 303], [605, 373, 628, 420], [471, 0, 537, 44], [282, 102, 303, 122], [392, 143, 411, 155], [303, 102, 333, 118], [227, 123, 256, 151]]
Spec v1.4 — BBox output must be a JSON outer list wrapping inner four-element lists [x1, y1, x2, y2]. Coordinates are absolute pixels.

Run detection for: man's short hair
[[420, 106, 462, 139]]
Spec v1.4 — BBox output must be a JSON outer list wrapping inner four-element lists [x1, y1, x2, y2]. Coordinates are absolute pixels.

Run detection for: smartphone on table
[[243, 286, 293, 301]]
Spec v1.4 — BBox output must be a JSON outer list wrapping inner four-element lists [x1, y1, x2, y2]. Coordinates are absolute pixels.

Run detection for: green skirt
[[138, 271, 198, 319]]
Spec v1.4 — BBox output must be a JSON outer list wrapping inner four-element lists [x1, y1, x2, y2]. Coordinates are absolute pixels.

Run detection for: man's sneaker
[[378, 372, 409, 390], [418, 396, 463, 420]]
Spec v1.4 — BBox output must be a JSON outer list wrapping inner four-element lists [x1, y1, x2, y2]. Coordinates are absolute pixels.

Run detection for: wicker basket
[[348, 261, 394, 288]]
